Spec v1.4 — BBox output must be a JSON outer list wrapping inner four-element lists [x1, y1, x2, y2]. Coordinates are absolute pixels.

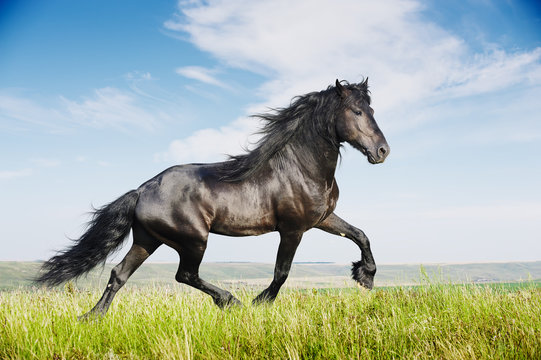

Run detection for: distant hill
[[0, 261, 540, 290]]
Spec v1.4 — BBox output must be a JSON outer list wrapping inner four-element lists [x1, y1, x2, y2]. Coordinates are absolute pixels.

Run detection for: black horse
[[36, 79, 389, 317]]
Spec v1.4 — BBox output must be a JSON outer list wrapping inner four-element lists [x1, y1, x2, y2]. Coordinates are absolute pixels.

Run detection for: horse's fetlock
[[364, 264, 376, 275], [276, 275, 288, 286]]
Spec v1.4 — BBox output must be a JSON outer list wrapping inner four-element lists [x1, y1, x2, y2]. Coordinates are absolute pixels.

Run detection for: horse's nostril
[[378, 145, 388, 158]]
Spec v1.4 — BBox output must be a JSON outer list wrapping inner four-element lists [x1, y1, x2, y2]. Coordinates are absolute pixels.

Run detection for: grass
[[1, 281, 540, 359]]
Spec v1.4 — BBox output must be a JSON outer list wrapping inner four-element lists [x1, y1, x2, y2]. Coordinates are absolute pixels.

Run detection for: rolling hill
[[1, 261, 540, 290]]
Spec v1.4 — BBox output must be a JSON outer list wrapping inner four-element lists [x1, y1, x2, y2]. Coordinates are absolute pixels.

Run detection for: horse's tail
[[35, 190, 140, 287]]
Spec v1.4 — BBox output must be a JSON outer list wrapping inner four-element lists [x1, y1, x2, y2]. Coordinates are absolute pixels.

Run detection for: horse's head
[[335, 79, 389, 164]]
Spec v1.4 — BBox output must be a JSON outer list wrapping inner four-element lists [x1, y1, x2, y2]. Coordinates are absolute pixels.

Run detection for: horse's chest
[[275, 180, 338, 228]]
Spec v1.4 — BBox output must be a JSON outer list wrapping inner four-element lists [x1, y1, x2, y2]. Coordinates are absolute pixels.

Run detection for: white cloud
[[440, 48, 541, 99], [97, 161, 112, 167], [0, 168, 32, 180], [30, 158, 61, 168], [60, 87, 158, 131], [0, 86, 171, 133], [125, 71, 153, 81], [176, 66, 229, 89], [160, 0, 541, 157], [0, 93, 69, 133], [169, 0, 540, 104], [155, 116, 259, 163]]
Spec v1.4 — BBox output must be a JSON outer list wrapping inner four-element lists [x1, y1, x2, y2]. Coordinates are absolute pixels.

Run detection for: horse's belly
[[210, 213, 276, 237]]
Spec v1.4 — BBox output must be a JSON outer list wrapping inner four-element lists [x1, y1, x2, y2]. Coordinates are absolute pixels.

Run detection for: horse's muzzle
[[368, 143, 390, 164]]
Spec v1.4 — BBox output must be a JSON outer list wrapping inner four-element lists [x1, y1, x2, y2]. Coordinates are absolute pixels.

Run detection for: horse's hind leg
[[253, 231, 303, 304], [317, 212, 376, 289], [174, 237, 242, 308], [80, 225, 161, 319]]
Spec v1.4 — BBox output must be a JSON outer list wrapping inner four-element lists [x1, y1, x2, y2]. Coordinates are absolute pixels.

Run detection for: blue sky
[[1, 0, 540, 265]]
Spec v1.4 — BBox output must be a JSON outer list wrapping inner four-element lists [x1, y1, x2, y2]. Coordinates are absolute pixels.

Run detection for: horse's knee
[[175, 269, 198, 285], [352, 228, 370, 248]]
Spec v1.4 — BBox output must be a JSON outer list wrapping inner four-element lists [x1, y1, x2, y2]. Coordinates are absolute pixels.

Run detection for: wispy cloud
[[439, 48, 541, 98], [0, 93, 70, 133], [125, 71, 153, 81], [97, 160, 112, 167], [168, 0, 541, 105], [160, 0, 541, 160], [176, 66, 230, 89], [1, 159, 60, 181], [0, 168, 32, 180], [60, 87, 158, 131], [0, 86, 171, 133], [30, 158, 61, 168]]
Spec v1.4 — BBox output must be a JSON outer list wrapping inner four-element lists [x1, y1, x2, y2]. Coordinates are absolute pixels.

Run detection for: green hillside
[[1, 261, 540, 290]]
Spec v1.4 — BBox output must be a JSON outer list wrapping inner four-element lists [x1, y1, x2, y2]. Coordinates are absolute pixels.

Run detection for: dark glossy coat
[[36, 79, 389, 316]]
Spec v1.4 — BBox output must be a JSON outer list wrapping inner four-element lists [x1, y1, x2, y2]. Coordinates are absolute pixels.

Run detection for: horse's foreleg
[[317, 212, 376, 289], [175, 238, 242, 308], [253, 231, 303, 304], [79, 225, 161, 320]]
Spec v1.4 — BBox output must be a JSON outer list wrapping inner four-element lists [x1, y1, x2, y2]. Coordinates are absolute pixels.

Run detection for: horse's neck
[[283, 140, 339, 185]]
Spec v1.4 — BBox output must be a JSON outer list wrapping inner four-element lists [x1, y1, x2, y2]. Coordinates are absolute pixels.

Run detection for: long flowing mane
[[217, 80, 371, 182]]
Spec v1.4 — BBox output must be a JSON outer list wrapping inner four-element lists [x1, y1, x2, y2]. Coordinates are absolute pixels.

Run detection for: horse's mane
[[217, 79, 370, 182]]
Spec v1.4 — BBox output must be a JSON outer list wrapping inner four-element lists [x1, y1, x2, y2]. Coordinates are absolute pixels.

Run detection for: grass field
[[1, 281, 540, 359]]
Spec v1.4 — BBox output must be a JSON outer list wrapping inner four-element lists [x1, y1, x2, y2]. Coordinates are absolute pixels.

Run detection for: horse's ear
[[335, 79, 349, 97]]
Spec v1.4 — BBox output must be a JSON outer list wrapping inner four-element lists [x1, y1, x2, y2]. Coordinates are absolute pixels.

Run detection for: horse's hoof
[[252, 297, 272, 306], [215, 295, 243, 308], [78, 311, 101, 321], [229, 297, 243, 307], [252, 290, 277, 305], [352, 261, 375, 290]]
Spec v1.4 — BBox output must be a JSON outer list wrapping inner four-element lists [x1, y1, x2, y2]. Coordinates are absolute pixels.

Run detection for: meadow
[[1, 281, 540, 359]]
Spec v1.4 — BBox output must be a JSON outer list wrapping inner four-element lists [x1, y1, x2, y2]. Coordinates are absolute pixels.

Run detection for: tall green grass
[[1, 283, 540, 359]]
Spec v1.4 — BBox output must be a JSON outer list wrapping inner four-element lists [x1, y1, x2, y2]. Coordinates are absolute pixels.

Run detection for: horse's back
[[134, 164, 216, 241], [134, 163, 277, 240]]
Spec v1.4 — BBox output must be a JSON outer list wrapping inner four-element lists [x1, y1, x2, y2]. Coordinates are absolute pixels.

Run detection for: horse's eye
[[354, 110, 362, 116]]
